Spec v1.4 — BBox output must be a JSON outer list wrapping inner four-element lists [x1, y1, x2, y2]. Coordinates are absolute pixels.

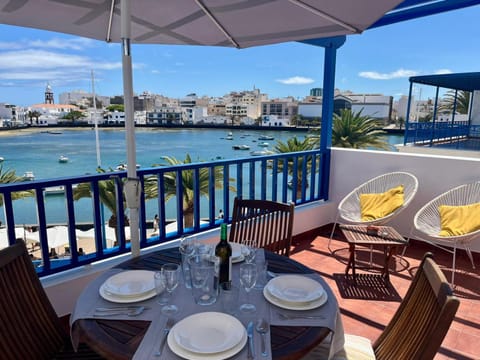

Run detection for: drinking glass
[[179, 236, 196, 288], [154, 271, 169, 305], [161, 263, 180, 315], [241, 239, 257, 263], [239, 262, 258, 313]]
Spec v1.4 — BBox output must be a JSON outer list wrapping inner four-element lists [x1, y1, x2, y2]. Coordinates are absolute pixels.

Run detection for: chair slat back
[[229, 198, 294, 257], [0, 240, 66, 360], [373, 253, 459, 360]]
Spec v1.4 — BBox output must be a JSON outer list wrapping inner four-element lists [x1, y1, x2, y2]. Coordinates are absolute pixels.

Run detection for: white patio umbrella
[[0, 227, 31, 249], [0, 0, 403, 257], [76, 225, 131, 248], [25, 226, 74, 250]]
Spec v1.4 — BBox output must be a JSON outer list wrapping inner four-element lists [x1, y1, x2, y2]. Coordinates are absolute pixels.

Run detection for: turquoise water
[[0, 128, 310, 180], [0, 128, 403, 225]]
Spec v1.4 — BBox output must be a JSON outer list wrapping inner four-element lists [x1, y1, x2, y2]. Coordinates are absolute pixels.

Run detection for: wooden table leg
[[383, 245, 397, 285], [346, 243, 356, 284]]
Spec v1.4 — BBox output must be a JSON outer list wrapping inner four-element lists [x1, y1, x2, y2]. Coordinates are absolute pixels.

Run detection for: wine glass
[[239, 262, 258, 313], [154, 271, 169, 305], [241, 239, 257, 263], [161, 263, 180, 315]]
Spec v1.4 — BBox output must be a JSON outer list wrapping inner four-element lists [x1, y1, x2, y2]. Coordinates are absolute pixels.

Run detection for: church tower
[[45, 83, 54, 104]]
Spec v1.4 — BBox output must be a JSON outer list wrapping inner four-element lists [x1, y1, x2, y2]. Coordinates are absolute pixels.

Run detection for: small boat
[[258, 142, 269, 147], [44, 184, 78, 196], [232, 144, 250, 150], [44, 186, 66, 196], [23, 171, 35, 181], [250, 150, 273, 156], [115, 163, 141, 171], [0, 156, 4, 162], [225, 135, 234, 140], [258, 135, 274, 140], [58, 155, 69, 163]]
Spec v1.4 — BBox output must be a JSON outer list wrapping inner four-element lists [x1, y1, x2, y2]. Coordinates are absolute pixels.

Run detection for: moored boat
[[232, 144, 250, 150], [22, 171, 35, 181], [258, 135, 274, 140]]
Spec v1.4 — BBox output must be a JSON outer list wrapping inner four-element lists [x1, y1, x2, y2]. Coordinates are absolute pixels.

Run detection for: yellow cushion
[[360, 185, 404, 221], [439, 202, 480, 236]]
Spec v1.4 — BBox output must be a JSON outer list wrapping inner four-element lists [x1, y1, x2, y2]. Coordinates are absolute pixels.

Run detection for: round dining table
[[73, 248, 331, 360]]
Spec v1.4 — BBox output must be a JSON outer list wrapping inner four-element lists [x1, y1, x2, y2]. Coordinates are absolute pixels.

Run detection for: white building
[[261, 114, 290, 127], [105, 111, 125, 125], [59, 90, 110, 108], [347, 94, 392, 122]]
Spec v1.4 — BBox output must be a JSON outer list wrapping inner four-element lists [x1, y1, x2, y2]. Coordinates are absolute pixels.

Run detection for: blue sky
[[0, 5, 479, 107]]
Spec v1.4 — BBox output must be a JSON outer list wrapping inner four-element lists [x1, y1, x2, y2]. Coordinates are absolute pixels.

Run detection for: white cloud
[[28, 37, 96, 50], [359, 68, 418, 80], [0, 49, 120, 70], [0, 49, 120, 86], [276, 76, 314, 85], [0, 37, 96, 51], [434, 69, 453, 75]]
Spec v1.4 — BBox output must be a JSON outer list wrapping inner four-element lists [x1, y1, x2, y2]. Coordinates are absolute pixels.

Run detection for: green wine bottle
[[215, 223, 232, 287]]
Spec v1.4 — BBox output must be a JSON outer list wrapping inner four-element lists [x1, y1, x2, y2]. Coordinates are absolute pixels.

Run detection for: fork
[[277, 312, 325, 320], [155, 318, 174, 356]]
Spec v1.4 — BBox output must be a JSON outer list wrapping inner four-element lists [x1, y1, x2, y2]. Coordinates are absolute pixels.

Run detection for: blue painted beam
[[371, 0, 480, 29]]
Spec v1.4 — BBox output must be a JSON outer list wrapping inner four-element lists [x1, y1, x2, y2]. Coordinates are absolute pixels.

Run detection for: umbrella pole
[[121, 0, 140, 257]]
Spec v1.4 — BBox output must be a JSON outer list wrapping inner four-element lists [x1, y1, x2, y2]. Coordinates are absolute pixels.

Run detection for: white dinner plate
[[266, 275, 325, 304], [263, 284, 328, 310], [103, 270, 155, 297], [171, 312, 246, 355], [99, 283, 157, 303]]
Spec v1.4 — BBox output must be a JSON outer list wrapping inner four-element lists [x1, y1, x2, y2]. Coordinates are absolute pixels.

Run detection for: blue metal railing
[[0, 150, 327, 277], [404, 121, 470, 145]]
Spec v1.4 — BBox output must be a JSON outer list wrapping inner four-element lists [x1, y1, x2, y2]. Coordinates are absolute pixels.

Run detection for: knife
[[247, 321, 255, 359]]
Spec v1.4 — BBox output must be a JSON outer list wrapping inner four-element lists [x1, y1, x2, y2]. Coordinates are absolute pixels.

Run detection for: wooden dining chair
[[0, 239, 104, 360], [229, 197, 295, 257], [326, 252, 458, 360]]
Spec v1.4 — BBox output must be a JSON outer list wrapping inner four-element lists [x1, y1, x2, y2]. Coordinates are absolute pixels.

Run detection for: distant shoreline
[[0, 124, 404, 135]]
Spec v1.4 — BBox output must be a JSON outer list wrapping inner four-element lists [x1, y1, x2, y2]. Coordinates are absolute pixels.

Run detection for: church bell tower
[[45, 83, 54, 104]]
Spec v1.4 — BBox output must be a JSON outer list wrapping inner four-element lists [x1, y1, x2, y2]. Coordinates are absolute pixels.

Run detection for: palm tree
[[27, 111, 41, 125], [439, 90, 471, 114], [0, 166, 34, 207], [73, 168, 129, 242], [148, 154, 233, 228], [273, 136, 317, 198], [332, 109, 391, 150]]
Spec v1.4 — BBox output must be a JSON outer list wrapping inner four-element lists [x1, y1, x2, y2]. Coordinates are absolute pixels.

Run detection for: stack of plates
[[167, 312, 247, 360], [99, 270, 157, 303], [263, 274, 328, 310], [229, 242, 244, 263]]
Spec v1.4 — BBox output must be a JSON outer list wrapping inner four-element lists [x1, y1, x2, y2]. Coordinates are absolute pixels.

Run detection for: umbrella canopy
[[25, 226, 74, 250], [0, 1, 402, 48], [0, 227, 31, 249], [76, 225, 131, 248], [0, 0, 403, 257]]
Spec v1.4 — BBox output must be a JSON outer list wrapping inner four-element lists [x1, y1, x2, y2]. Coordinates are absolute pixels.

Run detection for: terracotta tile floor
[[290, 225, 480, 360]]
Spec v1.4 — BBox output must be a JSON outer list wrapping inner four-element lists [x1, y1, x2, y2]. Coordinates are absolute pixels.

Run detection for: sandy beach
[[0, 127, 89, 137]]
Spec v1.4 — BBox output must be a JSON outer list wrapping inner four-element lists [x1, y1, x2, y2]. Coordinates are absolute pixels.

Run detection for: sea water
[[0, 127, 403, 225]]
